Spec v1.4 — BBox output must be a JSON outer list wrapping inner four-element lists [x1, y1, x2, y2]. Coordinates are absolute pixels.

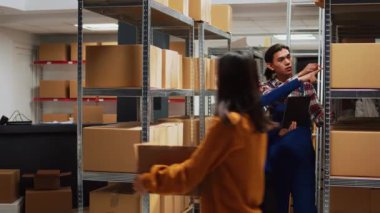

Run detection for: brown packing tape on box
[[90, 183, 140, 213], [86, 45, 162, 88], [38, 43, 68, 61], [211, 4, 232, 32], [0, 170, 20, 203], [25, 187, 72, 213], [39, 80, 69, 98], [331, 130, 380, 177]]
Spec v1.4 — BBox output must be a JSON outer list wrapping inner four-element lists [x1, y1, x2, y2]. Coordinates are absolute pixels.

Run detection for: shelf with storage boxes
[[36, 43, 117, 124]]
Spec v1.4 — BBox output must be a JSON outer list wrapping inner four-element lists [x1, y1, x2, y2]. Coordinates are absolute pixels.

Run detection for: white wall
[[0, 27, 37, 121]]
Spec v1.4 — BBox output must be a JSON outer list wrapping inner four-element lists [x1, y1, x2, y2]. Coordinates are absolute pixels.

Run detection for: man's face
[[267, 48, 293, 78]]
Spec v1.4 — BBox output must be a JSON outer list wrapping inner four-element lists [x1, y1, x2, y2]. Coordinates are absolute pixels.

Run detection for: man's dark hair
[[216, 51, 272, 132], [264, 43, 290, 80]]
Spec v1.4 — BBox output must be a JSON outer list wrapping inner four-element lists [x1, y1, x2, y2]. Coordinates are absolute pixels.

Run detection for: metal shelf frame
[[83, 172, 137, 183], [330, 177, 380, 188], [84, 88, 195, 97]]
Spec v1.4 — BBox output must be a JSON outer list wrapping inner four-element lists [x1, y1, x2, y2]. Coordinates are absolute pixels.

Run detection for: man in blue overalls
[[261, 43, 324, 213]]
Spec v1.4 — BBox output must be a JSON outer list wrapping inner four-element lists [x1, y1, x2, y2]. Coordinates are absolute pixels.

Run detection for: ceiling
[[0, 2, 320, 36]]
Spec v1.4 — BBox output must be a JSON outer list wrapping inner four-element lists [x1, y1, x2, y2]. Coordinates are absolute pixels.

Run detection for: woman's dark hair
[[216, 51, 272, 132], [264, 43, 290, 80]]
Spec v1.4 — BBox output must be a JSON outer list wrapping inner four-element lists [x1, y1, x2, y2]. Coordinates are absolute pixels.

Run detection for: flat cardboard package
[[0, 197, 23, 213], [86, 45, 162, 88], [42, 114, 70, 122], [70, 42, 99, 61], [73, 105, 103, 124], [25, 187, 72, 213], [331, 43, 380, 88], [170, 41, 186, 56], [39, 80, 69, 98], [38, 43, 68, 61], [169, 0, 189, 16], [103, 114, 117, 123], [136, 144, 196, 173], [211, 4, 232, 32], [331, 130, 380, 177], [0, 170, 20, 203], [189, 0, 211, 22], [90, 184, 140, 213]]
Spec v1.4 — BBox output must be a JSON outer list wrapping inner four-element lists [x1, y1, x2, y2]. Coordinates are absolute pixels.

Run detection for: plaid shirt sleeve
[[303, 82, 324, 127]]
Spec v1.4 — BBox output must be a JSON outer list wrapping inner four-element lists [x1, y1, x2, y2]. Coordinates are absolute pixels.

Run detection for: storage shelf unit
[[323, 1, 380, 212], [330, 177, 380, 188], [77, 0, 231, 212]]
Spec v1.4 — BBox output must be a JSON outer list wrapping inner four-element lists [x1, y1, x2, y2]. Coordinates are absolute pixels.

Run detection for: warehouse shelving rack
[[76, 0, 231, 212], [322, 1, 380, 212]]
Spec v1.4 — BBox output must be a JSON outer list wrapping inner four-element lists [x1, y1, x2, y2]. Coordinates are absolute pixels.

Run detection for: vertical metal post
[[198, 22, 206, 141], [142, 0, 151, 212], [186, 26, 195, 117], [227, 37, 232, 51], [76, 0, 84, 212], [323, 0, 331, 212], [286, 0, 292, 47]]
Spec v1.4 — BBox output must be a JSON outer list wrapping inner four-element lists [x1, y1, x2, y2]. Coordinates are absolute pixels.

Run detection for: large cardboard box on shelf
[[86, 45, 162, 88], [39, 80, 69, 98], [83, 122, 183, 173], [136, 144, 196, 173], [330, 187, 380, 213], [155, 0, 168, 6], [73, 105, 103, 124], [160, 117, 200, 146], [42, 114, 70, 122], [331, 130, 380, 177], [331, 43, 380, 88], [169, 0, 189, 16], [211, 4, 232, 32], [38, 43, 68, 61], [189, 0, 211, 23], [206, 58, 218, 90], [0, 170, 20, 203], [0, 197, 23, 213], [90, 184, 140, 213], [182, 57, 196, 90], [170, 41, 186, 56], [172, 54, 183, 89], [70, 42, 99, 61], [25, 187, 72, 213]]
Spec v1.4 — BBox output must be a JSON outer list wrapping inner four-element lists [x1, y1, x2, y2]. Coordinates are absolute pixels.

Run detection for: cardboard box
[[73, 105, 103, 124], [182, 57, 196, 90], [341, 38, 375, 43], [0, 197, 23, 213], [136, 144, 196, 173], [171, 54, 183, 89], [331, 130, 380, 177], [25, 187, 72, 213], [103, 114, 117, 123], [0, 170, 20, 203], [170, 41, 186, 56], [42, 114, 70, 122], [86, 45, 162, 88], [25, 170, 70, 190], [331, 187, 371, 213], [209, 58, 218, 90], [189, 0, 211, 22], [90, 184, 140, 213], [371, 189, 380, 212], [39, 80, 69, 98], [211, 5, 232, 32], [314, 0, 324, 8], [100, 41, 118, 46], [162, 49, 182, 89], [169, 0, 189, 16], [70, 42, 99, 61], [331, 44, 380, 88], [160, 117, 200, 146], [69, 80, 95, 99], [160, 195, 174, 213], [38, 43, 68, 61]]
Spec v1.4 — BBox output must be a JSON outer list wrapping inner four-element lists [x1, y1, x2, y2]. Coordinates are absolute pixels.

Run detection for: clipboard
[[281, 96, 311, 128]]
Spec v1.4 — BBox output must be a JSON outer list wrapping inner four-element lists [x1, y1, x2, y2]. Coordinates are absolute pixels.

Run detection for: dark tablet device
[[281, 96, 311, 128]]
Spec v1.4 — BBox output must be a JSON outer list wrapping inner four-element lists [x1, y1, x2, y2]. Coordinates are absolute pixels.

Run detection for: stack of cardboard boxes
[[330, 43, 380, 212], [0, 170, 22, 213], [24, 170, 72, 213]]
